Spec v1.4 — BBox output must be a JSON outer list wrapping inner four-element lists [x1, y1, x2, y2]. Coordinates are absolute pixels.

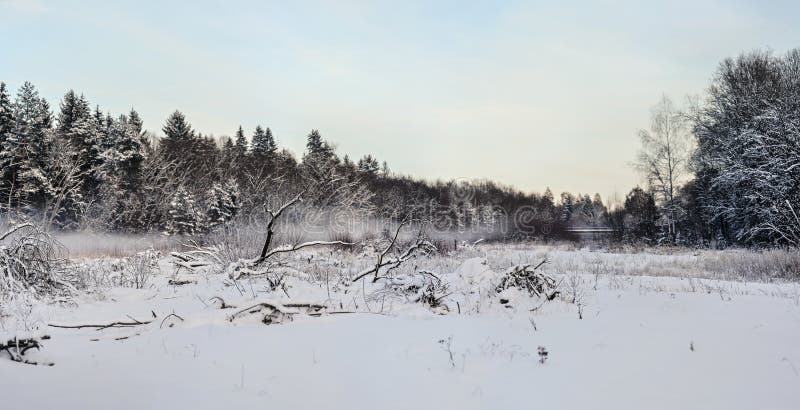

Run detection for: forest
[[1, 48, 799, 248]]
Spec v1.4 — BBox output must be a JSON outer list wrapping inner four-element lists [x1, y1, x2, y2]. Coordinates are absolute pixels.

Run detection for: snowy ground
[[2, 245, 800, 410]]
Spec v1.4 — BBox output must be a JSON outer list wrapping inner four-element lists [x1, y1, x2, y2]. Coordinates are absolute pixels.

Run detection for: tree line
[[0, 82, 583, 239], [0, 48, 797, 247]]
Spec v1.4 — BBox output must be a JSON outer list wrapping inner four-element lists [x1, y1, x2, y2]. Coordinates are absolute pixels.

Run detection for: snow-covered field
[[2, 244, 800, 410]]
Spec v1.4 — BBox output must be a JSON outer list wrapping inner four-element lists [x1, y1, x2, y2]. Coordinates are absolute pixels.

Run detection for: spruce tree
[[56, 90, 90, 134], [205, 179, 240, 228], [166, 185, 204, 235], [234, 125, 248, 157], [306, 129, 324, 155], [4, 82, 54, 210], [357, 154, 379, 175], [251, 126, 277, 161], [161, 110, 194, 159], [264, 127, 276, 157], [56, 91, 99, 196], [0, 82, 15, 208], [128, 108, 143, 136], [251, 125, 267, 157]]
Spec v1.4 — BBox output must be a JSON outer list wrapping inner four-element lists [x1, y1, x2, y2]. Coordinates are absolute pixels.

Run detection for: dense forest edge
[[1, 48, 799, 249]]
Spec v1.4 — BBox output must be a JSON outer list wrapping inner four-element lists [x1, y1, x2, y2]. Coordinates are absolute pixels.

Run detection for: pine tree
[[560, 192, 574, 222], [0, 83, 12, 136], [306, 129, 324, 154], [161, 110, 194, 158], [222, 136, 235, 157], [623, 187, 659, 243], [357, 154, 380, 175], [264, 127, 276, 157], [205, 179, 240, 228], [0, 82, 15, 209], [99, 115, 144, 191], [56, 91, 97, 191], [57, 90, 90, 134], [166, 185, 204, 235], [234, 125, 248, 157], [543, 187, 554, 208], [3, 82, 54, 210], [251, 125, 277, 161], [128, 109, 143, 136]]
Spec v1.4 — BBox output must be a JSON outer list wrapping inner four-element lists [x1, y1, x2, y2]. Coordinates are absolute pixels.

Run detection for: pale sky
[[1, 0, 797, 201]]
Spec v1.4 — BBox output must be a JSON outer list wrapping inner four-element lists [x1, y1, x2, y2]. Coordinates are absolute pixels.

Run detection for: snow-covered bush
[[0, 223, 72, 299], [73, 249, 160, 290], [495, 262, 557, 299], [378, 271, 450, 311]]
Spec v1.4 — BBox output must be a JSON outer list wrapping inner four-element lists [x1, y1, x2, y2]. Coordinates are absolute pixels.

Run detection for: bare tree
[[634, 95, 692, 243]]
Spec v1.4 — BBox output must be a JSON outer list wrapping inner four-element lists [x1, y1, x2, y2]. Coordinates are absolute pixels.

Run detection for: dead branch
[[228, 301, 296, 322], [258, 191, 305, 262], [209, 296, 234, 309], [227, 301, 328, 323], [49, 318, 153, 330], [160, 313, 185, 328], [1, 336, 54, 366], [168, 278, 196, 286], [351, 229, 436, 283], [260, 240, 355, 261]]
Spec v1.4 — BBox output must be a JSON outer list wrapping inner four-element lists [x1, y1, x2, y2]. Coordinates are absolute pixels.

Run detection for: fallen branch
[[160, 313, 185, 328], [49, 318, 153, 330], [1, 336, 54, 366]]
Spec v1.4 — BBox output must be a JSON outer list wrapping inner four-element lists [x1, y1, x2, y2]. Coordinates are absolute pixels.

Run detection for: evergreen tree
[[222, 136, 235, 157], [57, 90, 90, 134], [165, 185, 203, 235], [306, 129, 324, 154], [543, 187, 554, 208], [0, 83, 12, 137], [234, 125, 248, 157], [0, 82, 14, 210], [161, 110, 194, 158], [56, 91, 97, 192], [623, 187, 659, 243], [251, 125, 277, 161], [205, 179, 240, 228], [99, 115, 144, 191], [2, 82, 54, 210], [357, 154, 380, 175], [560, 192, 574, 222], [128, 108, 143, 136]]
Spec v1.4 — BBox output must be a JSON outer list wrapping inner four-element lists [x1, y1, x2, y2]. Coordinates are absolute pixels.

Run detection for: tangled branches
[[376, 271, 450, 311], [352, 222, 437, 283], [0, 223, 73, 299], [495, 261, 558, 299]]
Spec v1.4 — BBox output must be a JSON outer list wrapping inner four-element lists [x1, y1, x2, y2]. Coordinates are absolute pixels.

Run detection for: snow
[[2, 246, 800, 409]]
